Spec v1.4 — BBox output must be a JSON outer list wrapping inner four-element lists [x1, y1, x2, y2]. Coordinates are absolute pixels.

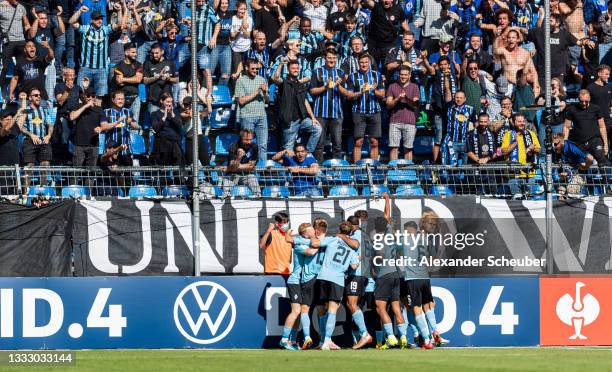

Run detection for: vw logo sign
[[173, 281, 237, 344]]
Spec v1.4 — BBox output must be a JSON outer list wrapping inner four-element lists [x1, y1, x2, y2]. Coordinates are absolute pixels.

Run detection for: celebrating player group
[[279, 192, 449, 351]]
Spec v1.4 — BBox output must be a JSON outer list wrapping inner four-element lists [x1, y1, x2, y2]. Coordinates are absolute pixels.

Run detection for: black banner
[[0, 200, 74, 276], [69, 197, 612, 276]]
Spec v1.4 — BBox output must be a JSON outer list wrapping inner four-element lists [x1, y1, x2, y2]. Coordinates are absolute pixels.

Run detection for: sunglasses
[[468, 67, 478, 70], [30, 94, 41, 97], [86, 94, 96, 98]]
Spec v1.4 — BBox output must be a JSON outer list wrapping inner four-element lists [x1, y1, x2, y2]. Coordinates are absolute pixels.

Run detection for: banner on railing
[[0, 201, 74, 277], [0, 276, 539, 349], [67, 197, 612, 276]]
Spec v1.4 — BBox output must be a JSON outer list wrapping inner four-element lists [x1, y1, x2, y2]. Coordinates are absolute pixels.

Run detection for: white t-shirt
[[230, 15, 253, 52], [303, 2, 328, 32]]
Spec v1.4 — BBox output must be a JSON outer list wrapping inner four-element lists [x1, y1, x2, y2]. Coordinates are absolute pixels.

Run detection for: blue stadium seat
[[430, 185, 454, 196], [256, 160, 287, 184], [329, 186, 358, 197], [231, 185, 254, 197], [262, 186, 290, 197], [210, 107, 233, 129], [138, 83, 147, 102], [321, 159, 352, 185], [293, 187, 323, 197], [395, 185, 425, 196], [387, 159, 418, 184], [362, 185, 391, 196], [98, 132, 106, 155], [413, 135, 434, 156], [215, 133, 239, 156], [211, 85, 232, 107], [128, 185, 158, 198], [355, 159, 384, 183], [162, 185, 190, 198], [130, 132, 146, 155], [61, 185, 90, 198], [28, 186, 56, 198]]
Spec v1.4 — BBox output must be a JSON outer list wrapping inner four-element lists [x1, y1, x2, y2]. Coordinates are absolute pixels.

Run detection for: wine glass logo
[[555, 282, 600, 340]]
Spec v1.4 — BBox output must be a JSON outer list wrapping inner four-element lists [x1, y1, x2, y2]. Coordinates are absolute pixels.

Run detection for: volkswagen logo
[[173, 281, 237, 344]]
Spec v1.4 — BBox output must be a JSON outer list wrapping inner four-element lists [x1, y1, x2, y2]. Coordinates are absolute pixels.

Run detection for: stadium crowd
[[262, 192, 448, 350], [0, 0, 609, 177]]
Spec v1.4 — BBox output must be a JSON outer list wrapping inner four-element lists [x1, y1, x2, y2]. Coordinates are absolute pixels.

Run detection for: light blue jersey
[[317, 237, 359, 287], [375, 225, 399, 278], [287, 247, 305, 285], [347, 229, 362, 276], [295, 236, 325, 283], [399, 236, 430, 280]]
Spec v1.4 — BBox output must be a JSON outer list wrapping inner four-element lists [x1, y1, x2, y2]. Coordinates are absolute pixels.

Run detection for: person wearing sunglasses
[[69, 86, 109, 167]]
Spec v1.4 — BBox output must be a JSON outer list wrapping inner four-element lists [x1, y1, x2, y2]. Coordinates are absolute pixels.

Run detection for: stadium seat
[[395, 185, 425, 196], [293, 187, 323, 197], [387, 159, 418, 184], [162, 186, 190, 198], [413, 135, 434, 156], [27, 186, 56, 198], [329, 186, 358, 197], [130, 132, 146, 155], [256, 160, 287, 185], [98, 133, 106, 155], [215, 133, 239, 157], [430, 185, 454, 196], [231, 185, 254, 197], [61, 185, 90, 199], [262, 186, 290, 197], [211, 85, 233, 107], [138, 83, 147, 102], [128, 185, 158, 198], [355, 159, 384, 183], [362, 185, 391, 196], [210, 107, 233, 129], [321, 159, 352, 185]]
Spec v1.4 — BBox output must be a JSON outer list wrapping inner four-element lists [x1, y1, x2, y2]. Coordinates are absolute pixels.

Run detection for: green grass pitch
[[3, 348, 612, 372]]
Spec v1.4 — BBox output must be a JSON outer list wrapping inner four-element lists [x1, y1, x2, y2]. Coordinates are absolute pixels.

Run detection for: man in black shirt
[[53, 67, 81, 164], [276, 60, 321, 154], [363, 0, 409, 68], [10, 40, 54, 101], [586, 65, 612, 131], [0, 103, 20, 166], [28, 7, 65, 62], [69, 87, 109, 166], [564, 89, 610, 165], [143, 43, 178, 115], [253, 0, 283, 47], [111, 42, 143, 123], [150, 92, 183, 166], [467, 112, 499, 164]]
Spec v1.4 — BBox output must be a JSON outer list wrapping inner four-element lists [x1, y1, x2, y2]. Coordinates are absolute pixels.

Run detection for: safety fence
[[0, 163, 609, 200]]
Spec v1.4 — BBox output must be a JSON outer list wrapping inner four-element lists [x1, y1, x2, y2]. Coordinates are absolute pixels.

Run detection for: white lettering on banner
[[173, 281, 236, 344], [86, 289, 127, 337], [232, 200, 264, 273], [523, 200, 583, 271], [393, 199, 422, 221], [163, 201, 226, 273], [338, 199, 368, 217], [165, 217, 179, 272], [480, 199, 542, 272], [0, 289, 13, 337], [265, 286, 286, 336], [265, 200, 288, 219], [84, 200, 154, 274], [431, 286, 456, 334], [22, 289, 63, 337], [578, 197, 598, 265], [479, 286, 518, 334]]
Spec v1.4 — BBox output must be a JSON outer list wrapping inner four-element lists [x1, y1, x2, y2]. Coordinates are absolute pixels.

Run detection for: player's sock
[[425, 310, 438, 332], [406, 310, 419, 337], [383, 323, 394, 338], [281, 326, 292, 341], [319, 314, 327, 340], [415, 314, 431, 341], [398, 323, 407, 338], [352, 310, 369, 337], [300, 313, 311, 339], [375, 330, 384, 344], [351, 329, 359, 344], [290, 328, 298, 343], [324, 312, 337, 343]]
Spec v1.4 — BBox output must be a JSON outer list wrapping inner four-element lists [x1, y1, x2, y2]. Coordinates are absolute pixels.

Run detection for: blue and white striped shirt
[[347, 69, 384, 114], [270, 55, 311, 81], [446, 104, 474, 144], [24, 106, 53, 140], [196, 4, 220, 46], [79, 24, 112, 69], [243, 46, 272, 79], [312, 67, 345, 119], [104, 107, 133, 155]]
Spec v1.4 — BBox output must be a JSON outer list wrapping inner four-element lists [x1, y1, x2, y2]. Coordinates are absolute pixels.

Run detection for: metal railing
[[0, 163, 609, 200]]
